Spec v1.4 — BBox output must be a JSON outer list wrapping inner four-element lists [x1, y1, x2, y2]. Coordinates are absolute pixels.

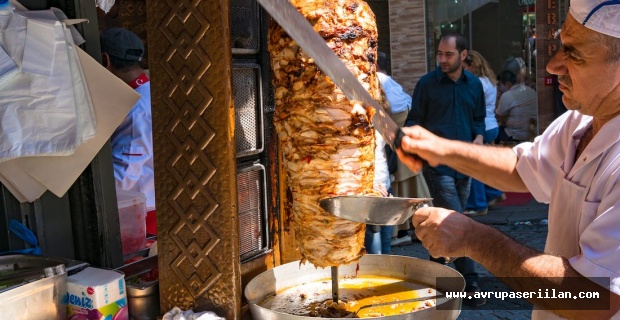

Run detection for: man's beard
[[441, 60, 461, 75]]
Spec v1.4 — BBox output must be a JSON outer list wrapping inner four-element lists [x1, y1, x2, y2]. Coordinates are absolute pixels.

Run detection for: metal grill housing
[[233, 64, 264, 158], [237, 163, 268, 261], [230, 0, 260, 54]]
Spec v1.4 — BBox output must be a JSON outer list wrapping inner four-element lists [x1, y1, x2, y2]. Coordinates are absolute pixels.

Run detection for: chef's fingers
[[412, 206, 432, 228], [416, 220, 445, 259], [399, 126, 445, 167], [399, 126, 424, 151], [395, 148, 423, 173], [423, 241, 433, 253], [413, 226, 428, 244], [400, 125, 423, 139], [373, 183, 386, 196], [399, 126, 437, 168], [412, 211, 434, 243]]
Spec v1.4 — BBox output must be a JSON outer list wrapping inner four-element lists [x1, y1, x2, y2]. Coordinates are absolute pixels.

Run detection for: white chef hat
[[569, 0, 620, 38]]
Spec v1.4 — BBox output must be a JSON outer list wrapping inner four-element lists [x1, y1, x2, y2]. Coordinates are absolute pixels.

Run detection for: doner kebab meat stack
[[268, 0, 385, 268]]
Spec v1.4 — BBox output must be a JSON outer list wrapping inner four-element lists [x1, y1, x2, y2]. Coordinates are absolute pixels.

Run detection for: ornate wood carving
[[146, 0, 241, 318]]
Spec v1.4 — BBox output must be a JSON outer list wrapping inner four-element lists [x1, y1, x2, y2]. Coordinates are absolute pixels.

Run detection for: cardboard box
[[66, 267, 128, 320]]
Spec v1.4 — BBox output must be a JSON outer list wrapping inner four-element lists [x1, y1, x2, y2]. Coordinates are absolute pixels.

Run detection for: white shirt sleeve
[[514, 111, 578, 203], [481, 78, 497, 110], [378, 72, 411, 114], [373, 131, 390, 189]]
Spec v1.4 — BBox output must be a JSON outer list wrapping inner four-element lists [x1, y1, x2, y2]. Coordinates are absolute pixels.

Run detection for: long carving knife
[[256, 0, 413, 152]]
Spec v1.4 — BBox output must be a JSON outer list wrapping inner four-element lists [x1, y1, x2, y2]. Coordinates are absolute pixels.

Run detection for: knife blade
[[257, 0, 413, 152]]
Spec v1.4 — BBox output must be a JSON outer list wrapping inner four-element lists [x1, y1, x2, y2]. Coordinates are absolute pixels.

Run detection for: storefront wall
[[387, 0, 428, 94]]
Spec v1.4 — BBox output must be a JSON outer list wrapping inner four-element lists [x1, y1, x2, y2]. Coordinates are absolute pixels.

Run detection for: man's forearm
[[442, 140, 528, 192], [468, 224, 619, 319], [399, 126, 528, 191]]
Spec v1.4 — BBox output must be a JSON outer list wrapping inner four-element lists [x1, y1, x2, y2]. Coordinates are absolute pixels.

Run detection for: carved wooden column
[[146, 0, 241, 318]]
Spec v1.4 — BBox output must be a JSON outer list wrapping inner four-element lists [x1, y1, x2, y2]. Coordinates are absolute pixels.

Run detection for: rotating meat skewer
[[331, 266, 339, 302], [256, 1, 454, 302]]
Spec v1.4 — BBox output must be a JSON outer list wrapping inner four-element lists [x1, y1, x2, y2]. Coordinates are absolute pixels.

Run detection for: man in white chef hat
[[398, 1, 620, 318]]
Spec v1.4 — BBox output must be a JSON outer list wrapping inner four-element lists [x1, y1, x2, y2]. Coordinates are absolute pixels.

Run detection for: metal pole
[[331, 266, 339, 302]]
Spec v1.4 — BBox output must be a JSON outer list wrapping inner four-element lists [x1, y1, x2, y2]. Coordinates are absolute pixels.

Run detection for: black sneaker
[[390, 235, 413, 246], [463, 291, 487, 307]]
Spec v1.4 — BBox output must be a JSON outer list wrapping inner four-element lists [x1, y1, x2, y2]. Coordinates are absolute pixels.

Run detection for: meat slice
[[267, 0, 382, 268]]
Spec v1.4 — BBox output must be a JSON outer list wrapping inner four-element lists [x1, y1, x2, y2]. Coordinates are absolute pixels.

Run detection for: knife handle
[[393, 128, 428, 166]]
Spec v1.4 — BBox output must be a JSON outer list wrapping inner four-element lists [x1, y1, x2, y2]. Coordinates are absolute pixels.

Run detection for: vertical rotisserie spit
[[268, 0, 382, 268]]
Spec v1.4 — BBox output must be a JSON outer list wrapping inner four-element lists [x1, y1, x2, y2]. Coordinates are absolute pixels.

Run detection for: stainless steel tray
[[0, 254, 87, 320], [0, 254, 88, 291]]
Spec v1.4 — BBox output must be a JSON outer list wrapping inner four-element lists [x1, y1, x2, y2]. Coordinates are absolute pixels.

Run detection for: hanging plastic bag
[[0, 8, 95, 161], [0, 45, 18, 82], [96, 0, 116, 14], [18, 8, 95, 143], [0, 219, 41, 255]]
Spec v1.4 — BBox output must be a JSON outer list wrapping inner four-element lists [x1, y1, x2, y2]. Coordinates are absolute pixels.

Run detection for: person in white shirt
[[462, 50, 504, 217], [397, 0, 620, 318], [376, 52, 411, 126], [364, 130, 394, 254], [364, 52, 401, 254], [100, 28, 156, 212], [376, 52, 431, 247]]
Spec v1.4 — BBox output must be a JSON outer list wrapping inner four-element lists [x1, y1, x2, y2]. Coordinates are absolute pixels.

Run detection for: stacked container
[[116, 190, 147, 255]]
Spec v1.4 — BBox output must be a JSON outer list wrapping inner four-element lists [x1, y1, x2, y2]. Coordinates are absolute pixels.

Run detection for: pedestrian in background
[[400, 1, 620, 317], [495, 70, 538, 143], [376, 52, 411, 126], [462, 50, 505, 217], [363, 129, 393, 254], [376, 52, 431, 247], [364, 55, 396, 253], [405, 31, 486, 307]]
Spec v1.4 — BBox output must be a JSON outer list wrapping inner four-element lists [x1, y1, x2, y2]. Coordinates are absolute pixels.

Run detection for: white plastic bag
[[96, 0, 116, 14], [0, 45, 18, 82], [162, 307, 225, 320], [0, 8, 95, 161]]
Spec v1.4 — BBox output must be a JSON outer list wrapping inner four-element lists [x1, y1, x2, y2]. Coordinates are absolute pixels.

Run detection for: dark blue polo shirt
[[405, 67, 486, 178]]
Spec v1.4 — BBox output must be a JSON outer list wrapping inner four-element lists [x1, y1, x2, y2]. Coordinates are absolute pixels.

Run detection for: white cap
[[569, 0, 620, 38]]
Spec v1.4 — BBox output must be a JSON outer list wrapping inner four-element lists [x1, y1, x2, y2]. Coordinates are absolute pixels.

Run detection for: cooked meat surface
[[268, 0, 381, 267]]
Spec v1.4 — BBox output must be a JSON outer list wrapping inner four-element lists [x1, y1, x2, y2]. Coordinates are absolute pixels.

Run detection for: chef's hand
[[373, 183, 388, 197], [396, 126, 446, 173], [412, 206, 477, 259], [473, 134, 484, 145]]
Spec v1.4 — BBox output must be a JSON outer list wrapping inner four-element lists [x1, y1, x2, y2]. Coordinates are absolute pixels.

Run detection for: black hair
[[498, 70, 517, 84], [464, 54, 472, 66], [377, 51, 388, 72], [438, 31, 469, 53]]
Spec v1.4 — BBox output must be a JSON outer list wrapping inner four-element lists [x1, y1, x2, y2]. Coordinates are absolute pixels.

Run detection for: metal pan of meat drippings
[[319, 196, 432, 226]]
